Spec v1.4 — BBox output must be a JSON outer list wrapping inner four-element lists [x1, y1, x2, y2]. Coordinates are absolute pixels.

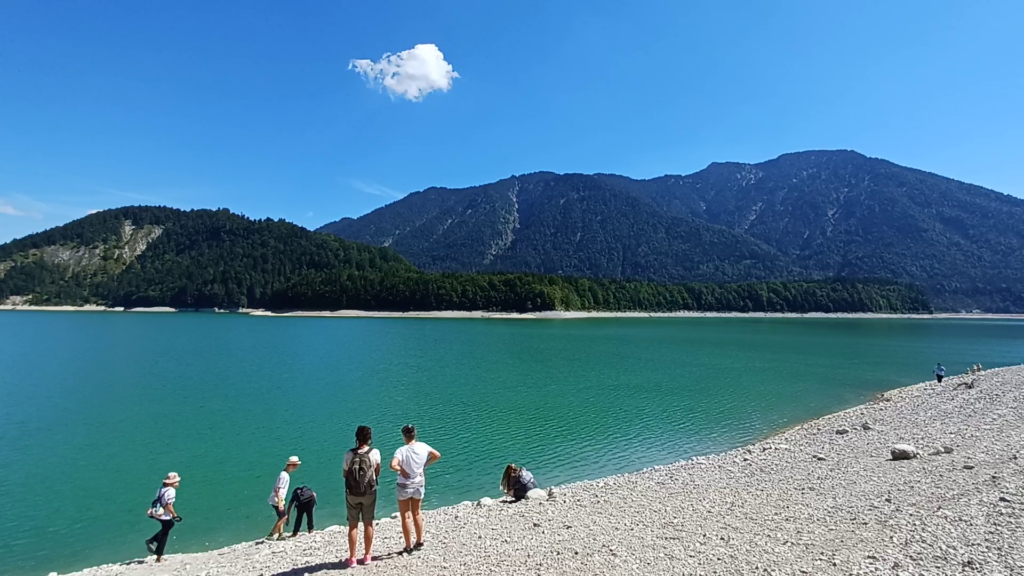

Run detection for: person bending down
[[286, 485, 317, 537], [500, 464, 538, 501]]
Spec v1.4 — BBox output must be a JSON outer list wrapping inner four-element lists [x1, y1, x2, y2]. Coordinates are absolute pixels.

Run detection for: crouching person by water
[[268, 456, 301, 540], [286, 485, 317, 537], [500, 464, 538, 501], [342, 425, 381, 568], [146, 472, 182, 563], [391, 424, 441, 554]]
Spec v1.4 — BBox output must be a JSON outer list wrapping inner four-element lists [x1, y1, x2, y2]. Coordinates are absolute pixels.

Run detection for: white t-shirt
[[268, 470, 290, 506], [155, 487, 176, 521], [343, 446, 382, 474], [393, 442, 434, 487]]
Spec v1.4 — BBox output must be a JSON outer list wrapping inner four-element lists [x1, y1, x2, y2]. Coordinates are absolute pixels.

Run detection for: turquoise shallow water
[[0, 312, 1022, 575]]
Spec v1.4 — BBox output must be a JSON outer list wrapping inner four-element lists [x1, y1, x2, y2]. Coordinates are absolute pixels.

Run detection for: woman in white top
[[146, 472, 182, 563], [390, 424, 441, 554]]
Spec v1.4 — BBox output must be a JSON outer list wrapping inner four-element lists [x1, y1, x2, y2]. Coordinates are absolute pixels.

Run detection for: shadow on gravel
[[270, 550, 407, 575]]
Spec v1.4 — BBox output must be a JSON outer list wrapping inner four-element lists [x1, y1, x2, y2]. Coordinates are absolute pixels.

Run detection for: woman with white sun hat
[[145, 472, 182, 562]]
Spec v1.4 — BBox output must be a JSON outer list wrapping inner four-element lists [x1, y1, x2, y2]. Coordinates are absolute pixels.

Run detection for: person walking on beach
[[391, 424, 441, 554], [342, 425, 381, 567], [285, 485, 317, 537], [145, 472, 182, 563], [935, 362, 946, 383], [268, 456, 301, 540]]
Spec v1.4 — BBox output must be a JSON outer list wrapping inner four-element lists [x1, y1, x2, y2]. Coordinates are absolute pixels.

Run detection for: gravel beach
[[62, 366, 1024, 576]]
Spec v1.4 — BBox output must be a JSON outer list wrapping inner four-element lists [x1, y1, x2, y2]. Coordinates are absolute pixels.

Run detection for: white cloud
[[349, 179, 404, 199], [350, 44, 459, 102], [0, 203, 26, 217]]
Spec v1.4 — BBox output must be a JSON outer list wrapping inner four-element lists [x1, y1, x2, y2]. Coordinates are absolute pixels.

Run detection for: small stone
[[525, 488, 548, 501], [836, 427, 851, 435], [890, 444, 918, 460], [860, 422, 874, 431], [963, 464, 976, 470], [533, 521, 542, 528], [999, 495, 1014, 503], [942, 446, 955, 454], [928, 449, 944, 456], [476, 497, 494, 507], [546, 487, 557, 500], [813, 454, 827, 461]]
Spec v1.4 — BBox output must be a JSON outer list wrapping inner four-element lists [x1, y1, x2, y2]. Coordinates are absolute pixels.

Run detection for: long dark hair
[[500, 464, 518, 493], [355, 425, 372, 447]]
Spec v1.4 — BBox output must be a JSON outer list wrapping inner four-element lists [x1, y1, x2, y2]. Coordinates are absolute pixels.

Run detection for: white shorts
[[396, 484, 424, 501]]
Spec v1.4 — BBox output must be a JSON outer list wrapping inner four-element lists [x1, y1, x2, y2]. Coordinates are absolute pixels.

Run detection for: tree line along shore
[[1, 207, 932, 314]]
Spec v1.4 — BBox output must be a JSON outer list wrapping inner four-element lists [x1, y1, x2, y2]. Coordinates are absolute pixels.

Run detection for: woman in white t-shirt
[[146, 472, 182, 563], [390, 424, 441, 554]]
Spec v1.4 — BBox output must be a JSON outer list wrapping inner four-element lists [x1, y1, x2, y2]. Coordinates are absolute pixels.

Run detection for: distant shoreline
[[2, 304, 1022, 320]]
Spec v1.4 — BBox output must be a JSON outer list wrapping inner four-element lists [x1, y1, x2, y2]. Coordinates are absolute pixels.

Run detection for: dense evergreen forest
[[0, 207, 932, 314]]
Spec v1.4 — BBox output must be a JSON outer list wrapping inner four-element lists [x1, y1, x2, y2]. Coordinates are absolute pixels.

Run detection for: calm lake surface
[[1, 312, 1022, 575]]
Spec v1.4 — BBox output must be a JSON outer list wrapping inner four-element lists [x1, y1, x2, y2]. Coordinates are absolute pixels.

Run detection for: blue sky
[[2, 1, 1022, 242]]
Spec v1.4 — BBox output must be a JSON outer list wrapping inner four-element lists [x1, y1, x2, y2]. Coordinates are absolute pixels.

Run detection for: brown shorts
[[346, 492, 377, 525]]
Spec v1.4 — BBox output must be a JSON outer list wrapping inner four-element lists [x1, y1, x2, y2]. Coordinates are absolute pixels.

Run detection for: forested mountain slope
[[321, 151, 1024, 311], [1, 206, 931, 314]]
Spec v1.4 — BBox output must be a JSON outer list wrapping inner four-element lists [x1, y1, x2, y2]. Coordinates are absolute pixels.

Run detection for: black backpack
[[293, 486, 316, 506], [346, 449, 377, 496]]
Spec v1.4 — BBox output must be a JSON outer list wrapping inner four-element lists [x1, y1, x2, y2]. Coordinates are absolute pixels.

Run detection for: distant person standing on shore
[[268, 456, 301, 540], [343, 425, 381, 567], [391, 425, 441, 554], [146, 472, 182, 563], [935, 363, 946, 383]]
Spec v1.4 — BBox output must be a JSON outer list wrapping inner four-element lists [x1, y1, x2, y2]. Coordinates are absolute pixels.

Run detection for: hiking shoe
[[361, 554, 373, 565], [403, 546, 414, 555], [342, 557, 358, 568], [145, 540, 157, 554], [413, 541, 424, 550]]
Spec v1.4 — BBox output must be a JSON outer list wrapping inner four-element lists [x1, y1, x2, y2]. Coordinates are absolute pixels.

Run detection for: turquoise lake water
[[1, 312, 1022, 575]]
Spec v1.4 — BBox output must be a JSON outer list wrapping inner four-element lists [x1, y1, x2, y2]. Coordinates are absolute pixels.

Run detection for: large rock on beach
[[890, 444, 919, 460], [525, 488, 548, 501]]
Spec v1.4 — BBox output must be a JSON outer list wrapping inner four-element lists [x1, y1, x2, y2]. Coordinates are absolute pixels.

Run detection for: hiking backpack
[[293, 485, 316, 506], [346, 449, 377, 496], [146, 488, 168, 518]]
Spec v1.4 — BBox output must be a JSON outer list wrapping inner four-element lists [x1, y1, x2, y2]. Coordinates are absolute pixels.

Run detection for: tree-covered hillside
[[0, 207, 414, 308], [0, 206, 931, 314], [321, 151, 1024, 312]]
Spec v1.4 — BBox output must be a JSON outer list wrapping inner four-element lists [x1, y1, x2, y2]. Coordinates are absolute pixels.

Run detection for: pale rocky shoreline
[[59, 367, 1024, 576], [3, 304, 1023, 320]]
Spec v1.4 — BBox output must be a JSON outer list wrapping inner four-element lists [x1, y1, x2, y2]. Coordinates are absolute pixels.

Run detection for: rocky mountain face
[[320, 151, 1024, 311]]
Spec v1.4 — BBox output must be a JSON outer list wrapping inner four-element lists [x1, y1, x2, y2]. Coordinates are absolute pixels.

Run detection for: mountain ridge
[[319, 150, 1024, 311]]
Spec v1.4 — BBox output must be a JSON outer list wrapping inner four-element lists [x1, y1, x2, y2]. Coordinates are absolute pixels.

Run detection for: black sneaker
[[413, 542, 425, 551], [146, 540, 157, 554], [403, 546, 414, 555]]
